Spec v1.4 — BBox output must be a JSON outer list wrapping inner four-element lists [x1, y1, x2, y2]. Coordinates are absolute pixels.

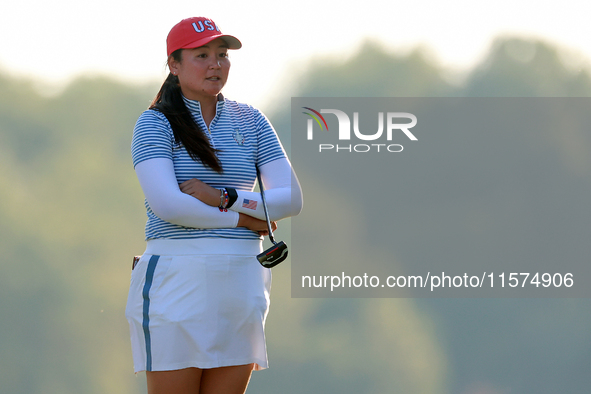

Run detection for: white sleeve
[[135, 158, 239, 228], [228, 157, 303, 221]]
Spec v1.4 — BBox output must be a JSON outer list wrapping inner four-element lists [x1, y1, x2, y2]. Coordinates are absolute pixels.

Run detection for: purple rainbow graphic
[[302, 107, 329, 131]]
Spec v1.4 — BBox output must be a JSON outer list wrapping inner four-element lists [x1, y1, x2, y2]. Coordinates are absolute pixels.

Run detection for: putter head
[[257, 241, 288, 268]]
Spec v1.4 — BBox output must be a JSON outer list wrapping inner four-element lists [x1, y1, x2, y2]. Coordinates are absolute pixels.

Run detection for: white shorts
[[125, 238, 271, 373]]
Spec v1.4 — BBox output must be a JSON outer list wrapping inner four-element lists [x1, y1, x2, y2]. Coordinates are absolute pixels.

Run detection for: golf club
[[256, 168, 288, 268]]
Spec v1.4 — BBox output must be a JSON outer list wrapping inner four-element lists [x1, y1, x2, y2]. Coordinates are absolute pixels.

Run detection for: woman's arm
[[136, 158, 275, 233], [179, 157, 303, 221], [232, 158, 303, 221], [135, 158, 240, 228]]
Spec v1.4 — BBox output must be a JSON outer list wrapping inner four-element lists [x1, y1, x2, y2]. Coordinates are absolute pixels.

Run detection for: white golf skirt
[[125, 238, 271, 373]]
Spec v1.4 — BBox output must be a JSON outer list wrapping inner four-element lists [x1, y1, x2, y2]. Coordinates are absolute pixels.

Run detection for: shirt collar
[[182, 93, 225, 115]]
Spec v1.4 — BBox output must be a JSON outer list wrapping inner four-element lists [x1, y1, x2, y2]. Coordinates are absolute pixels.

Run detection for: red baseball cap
[[166, 17, 242, 56]]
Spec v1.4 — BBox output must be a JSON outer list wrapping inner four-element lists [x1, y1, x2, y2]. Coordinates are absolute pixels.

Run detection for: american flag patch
[[242, 199, 258, 210]]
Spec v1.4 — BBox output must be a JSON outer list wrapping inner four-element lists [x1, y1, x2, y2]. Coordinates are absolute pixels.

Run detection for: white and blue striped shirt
[[132, 96, 286, 240]]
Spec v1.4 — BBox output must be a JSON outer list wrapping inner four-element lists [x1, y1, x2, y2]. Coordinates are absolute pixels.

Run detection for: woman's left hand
[[179, 178, 220, 207]]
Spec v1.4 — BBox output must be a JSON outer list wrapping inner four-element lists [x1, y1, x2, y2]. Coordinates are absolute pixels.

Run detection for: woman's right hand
[[238, 213, 277, 235]]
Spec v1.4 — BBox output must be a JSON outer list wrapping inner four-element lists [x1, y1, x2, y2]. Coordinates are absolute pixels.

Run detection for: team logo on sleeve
[[232, 129, 245, 145]]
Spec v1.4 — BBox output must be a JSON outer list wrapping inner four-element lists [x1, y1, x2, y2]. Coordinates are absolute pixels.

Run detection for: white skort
[[125, 238, 271, 373]]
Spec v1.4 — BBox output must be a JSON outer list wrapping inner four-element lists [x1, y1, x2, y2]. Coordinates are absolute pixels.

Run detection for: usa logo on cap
[[166, 17, 242, 57]]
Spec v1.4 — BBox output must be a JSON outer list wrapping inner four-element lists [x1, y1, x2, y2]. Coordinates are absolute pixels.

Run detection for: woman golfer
[[125, 16, 303, 394]]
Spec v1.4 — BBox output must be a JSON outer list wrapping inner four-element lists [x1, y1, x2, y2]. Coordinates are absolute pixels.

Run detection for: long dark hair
[[149, 49, 223, 173]]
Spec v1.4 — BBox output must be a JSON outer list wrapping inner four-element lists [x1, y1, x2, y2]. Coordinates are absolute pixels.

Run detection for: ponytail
[[149, 49, 223, 173]]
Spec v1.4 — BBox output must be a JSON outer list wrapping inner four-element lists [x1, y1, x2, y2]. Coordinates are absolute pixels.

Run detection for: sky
[[2, 0, 591, 108]]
